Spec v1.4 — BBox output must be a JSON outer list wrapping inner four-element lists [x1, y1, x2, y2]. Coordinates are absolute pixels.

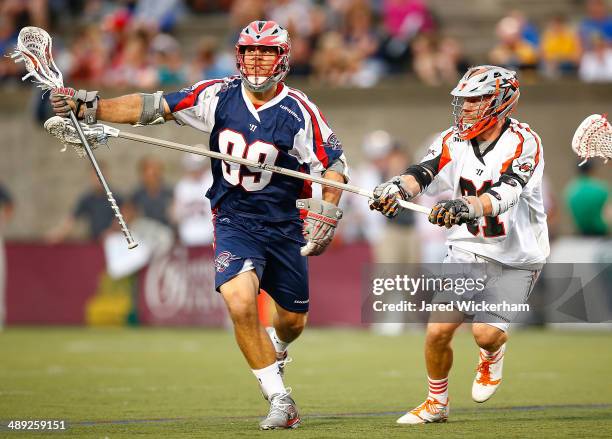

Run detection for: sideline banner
[[5, 243, 371, 326]]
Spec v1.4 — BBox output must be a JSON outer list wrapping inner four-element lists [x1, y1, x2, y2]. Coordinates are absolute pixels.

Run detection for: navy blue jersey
[[164, 77, 348, 221]]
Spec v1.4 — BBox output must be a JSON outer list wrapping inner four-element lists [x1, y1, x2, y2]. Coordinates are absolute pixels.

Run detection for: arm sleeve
[[484, 127, 543, 216], [414, 129, 455, 195], [497, 127, 542, 188], [163, 79, 226, 133]]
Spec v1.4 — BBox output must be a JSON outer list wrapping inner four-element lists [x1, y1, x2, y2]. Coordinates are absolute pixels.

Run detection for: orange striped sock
[[427, 376, 448, 404]]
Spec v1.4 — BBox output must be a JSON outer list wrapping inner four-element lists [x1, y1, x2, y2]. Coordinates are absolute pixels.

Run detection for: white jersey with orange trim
[[420, 118, 549, 266]]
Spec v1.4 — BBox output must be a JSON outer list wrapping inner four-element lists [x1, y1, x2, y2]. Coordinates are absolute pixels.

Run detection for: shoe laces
[[269, 388, 293, 415], [411, 397, 441, 416], [278, 356, 292, 369], [476, 352, 501, 385]]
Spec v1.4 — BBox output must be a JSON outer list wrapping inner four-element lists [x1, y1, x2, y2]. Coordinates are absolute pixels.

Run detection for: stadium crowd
[[1, 0, 611, 88]]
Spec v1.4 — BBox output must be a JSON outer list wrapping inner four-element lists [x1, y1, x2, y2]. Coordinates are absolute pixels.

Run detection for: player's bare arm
[[50, 89, 175, 125], [321, 170, 345, 205]]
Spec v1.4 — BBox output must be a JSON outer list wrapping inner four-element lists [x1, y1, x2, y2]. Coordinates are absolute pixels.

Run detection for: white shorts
[[439, 246, 541, 332]]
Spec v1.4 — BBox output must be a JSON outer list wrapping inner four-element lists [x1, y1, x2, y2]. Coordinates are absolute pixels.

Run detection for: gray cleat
[[259, 391, 301, 430]]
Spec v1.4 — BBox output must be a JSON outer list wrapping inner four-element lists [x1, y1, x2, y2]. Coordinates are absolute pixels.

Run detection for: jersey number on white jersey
[[218, 129, 279, 191], [459, 177, 506, 237]]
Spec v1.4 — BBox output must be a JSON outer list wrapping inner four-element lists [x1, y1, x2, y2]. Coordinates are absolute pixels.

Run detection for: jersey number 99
[[218, 129, 280, 191]]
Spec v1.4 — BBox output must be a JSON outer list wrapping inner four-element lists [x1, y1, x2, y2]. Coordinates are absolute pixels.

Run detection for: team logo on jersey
[[324, 133, 342, 150], [219, 77, 240, 93], [517, 161, 534, 175], [214, 251, 240, 273]]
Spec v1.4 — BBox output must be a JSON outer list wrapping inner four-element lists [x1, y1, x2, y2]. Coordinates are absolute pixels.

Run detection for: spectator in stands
[[579, 33, 612, 82], [311, 31, 354, 86], [102, 6, 133, 69], [0, 15, 19, 84], [489, 15, 539, 73], [186, 0, 233, 14], [131, 156, 174, 226], [579, 0, 612, 50], [412, 34, 469, 85], [66, 25, 108, 84], [1, 0, 48, 30], [105, 29, 157, 88], [132, 0, 185, 33], [339, 130, 391, 245], [540, 14, 581, 78], [565, 161, 610, 236], [341, 1, 384, 87], [382, 0, 435, 40], [267, 0, 314, 39], [380, 0, 436, 73], [229, 0, 266, 41], [151, 33, 186, 86], [171, 152, 214, 246], [342, 130, 419, 263], [45, 162, 124, 243], [0, 182, 14, 331], [187, 37, 235, 84], [510, 10, 540, 47], [286, 33, 313, 77]]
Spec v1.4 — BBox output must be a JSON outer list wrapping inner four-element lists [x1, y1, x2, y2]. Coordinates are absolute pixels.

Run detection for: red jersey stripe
[[174, 79, 224, 112], [288, 91, 329, 168]]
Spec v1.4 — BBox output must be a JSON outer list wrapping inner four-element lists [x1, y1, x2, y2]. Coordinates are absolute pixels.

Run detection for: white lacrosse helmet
[[451, 65, 520, 140], [235, 20, 291, 92]]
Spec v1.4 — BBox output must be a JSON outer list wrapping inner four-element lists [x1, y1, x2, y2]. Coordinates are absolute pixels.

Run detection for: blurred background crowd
[[0, 0, 610, 249], [1, 0, 611, 90]]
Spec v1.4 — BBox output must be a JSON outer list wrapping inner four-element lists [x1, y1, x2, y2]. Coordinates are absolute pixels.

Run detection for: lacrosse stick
[[10, 27, 137, 249], [44, 117, 431, 215], [572, 114, 612, 166]]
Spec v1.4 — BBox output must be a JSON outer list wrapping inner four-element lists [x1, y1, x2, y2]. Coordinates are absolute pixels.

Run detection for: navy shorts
[[212, 209, 309, 313]]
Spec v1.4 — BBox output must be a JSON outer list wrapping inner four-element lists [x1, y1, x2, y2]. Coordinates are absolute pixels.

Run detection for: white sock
[[480, 345, 504, 361], [427, 376, 449, 404], [252, 362, 286, 398], [267, 327, 290, 353]]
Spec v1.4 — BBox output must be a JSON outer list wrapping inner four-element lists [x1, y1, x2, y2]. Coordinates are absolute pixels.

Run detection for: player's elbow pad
[[484, 175, 523, 217], [404, 164, 434, 192], [325, 154, 349, 183], [135, 91, 166, 126]]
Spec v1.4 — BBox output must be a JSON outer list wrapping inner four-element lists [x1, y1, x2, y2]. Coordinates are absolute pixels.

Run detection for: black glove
[[429, 197, 480, 228]]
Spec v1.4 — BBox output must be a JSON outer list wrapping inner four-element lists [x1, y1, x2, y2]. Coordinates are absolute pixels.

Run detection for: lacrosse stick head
[[9, 26, 63, 91], [44, 116, 117, 157], [572, 114, 612, 165]]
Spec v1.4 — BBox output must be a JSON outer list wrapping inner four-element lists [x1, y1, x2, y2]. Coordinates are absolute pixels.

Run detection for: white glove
[[296, 198, 343, 256]]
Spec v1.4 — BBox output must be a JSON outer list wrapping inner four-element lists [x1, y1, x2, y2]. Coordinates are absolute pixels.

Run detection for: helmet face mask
[[451, 65, 520, 140], [236, 21, 291, 92]]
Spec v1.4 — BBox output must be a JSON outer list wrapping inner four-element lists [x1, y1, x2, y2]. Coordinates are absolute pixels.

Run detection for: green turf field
[[0, 327, 611, 438]]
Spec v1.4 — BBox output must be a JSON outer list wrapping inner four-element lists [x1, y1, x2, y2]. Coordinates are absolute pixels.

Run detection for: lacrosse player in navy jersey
[[50, 20, 349, 430]]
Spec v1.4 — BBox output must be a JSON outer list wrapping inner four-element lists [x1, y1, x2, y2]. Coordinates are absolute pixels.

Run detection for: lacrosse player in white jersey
[[370, 65, 549, 424]]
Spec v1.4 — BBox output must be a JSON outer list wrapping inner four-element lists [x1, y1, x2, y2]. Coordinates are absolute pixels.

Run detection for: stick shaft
[[117, 131, 430, 215], [68, 112, 138, 249]]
